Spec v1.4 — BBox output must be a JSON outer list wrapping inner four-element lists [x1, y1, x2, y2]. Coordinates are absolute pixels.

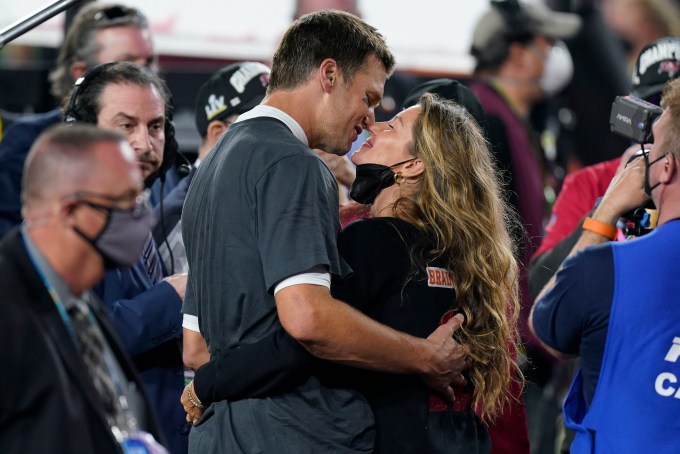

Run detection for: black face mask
[[349, 158, 415, 205], [643, 150, 667, 197]]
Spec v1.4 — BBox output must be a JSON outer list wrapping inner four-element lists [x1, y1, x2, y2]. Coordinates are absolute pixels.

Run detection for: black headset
[[473, 0, 535, 69], [63, 62, 115, 125], [63, 62, 182, 183]]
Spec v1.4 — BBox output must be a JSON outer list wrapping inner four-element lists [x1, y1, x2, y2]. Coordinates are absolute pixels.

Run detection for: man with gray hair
[[0, 124, 166, 453], [0, 3, 156, 238]]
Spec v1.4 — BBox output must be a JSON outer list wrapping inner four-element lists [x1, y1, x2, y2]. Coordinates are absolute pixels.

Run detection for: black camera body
[[609, 96, 663, 143]]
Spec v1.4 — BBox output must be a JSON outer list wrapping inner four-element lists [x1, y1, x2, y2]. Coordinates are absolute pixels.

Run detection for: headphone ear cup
[[64, 104, 87, 124], [63, 78, 84, 125], [63, 62, 118, 126]]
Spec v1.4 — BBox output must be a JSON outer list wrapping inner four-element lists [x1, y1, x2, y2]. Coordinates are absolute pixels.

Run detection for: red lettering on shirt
[[427, 269, 436, 286], [426, 266, 455, 289]]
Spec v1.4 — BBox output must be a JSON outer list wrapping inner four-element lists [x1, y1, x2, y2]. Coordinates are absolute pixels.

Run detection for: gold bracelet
[[187, 382, 204, 409], [583, 217, 618, 241]]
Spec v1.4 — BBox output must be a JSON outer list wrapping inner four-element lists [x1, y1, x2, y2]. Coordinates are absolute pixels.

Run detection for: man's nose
[[132, 127, 152, 151], [362, 109, 376, 130]]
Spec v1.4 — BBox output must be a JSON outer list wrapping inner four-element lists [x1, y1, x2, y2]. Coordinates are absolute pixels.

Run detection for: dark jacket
[[0, 228, 166, 453], [0, 109, 62, 239]]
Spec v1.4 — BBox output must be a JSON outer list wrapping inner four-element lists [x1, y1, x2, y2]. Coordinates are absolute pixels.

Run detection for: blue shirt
[[532, 244, 614, 405], [533, 221, 680, 452]]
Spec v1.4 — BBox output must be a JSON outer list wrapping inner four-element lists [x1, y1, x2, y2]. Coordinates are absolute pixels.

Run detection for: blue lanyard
[[21, 233, 164, 453], [21, 235, 135, 428], [22, 234, 80, 343]]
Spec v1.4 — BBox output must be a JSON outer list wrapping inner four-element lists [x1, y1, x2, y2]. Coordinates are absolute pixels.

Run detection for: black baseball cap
[[631, 37, 680, 101], [194, 61, 270, 137], [402, 79, 486, 127]]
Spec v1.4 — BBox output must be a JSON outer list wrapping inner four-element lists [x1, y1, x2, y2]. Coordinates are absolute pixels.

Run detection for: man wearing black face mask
[[62, 62, 190, 453], [0, 125, 167, 453], [530, 77, 680, 452]]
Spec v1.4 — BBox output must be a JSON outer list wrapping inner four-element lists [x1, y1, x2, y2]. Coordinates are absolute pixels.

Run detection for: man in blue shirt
[[61, 61, 189, 453], [530, 77, 680, 452], [0, 125, 166, 453]]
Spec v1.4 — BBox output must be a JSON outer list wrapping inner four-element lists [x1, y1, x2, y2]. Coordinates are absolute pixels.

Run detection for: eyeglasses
[[92, 6, 146, 26], [63, 190, 150, 218]]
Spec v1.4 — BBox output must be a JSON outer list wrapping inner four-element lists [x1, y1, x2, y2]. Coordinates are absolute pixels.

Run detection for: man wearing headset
[[62, 61, 189, 454], [0, 3, 157, 239], [0, 125, 167, 453]]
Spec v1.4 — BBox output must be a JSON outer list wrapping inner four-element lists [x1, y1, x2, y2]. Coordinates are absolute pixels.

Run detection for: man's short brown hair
[[267, 10, 395, 92]]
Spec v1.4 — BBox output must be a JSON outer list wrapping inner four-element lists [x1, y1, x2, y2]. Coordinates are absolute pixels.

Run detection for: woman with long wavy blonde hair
[[181, 93, 521, 453], [394, 92, 522, 419], [337, 92, 521, 449]]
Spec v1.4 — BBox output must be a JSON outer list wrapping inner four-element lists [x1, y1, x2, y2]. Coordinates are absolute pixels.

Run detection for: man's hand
[[420, 314, 469, 400], [164, 272, 188, 300], [532, 149, 651, 322], [595, 152, 649, 224], [181, 380, 205, 425]]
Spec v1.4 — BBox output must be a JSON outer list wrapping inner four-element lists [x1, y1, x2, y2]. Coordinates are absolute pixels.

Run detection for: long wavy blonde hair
[[394, 93, 522, 419]]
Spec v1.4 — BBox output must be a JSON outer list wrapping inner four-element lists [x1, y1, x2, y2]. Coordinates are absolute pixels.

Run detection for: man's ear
[[70, 61, 89, 82], [57, 199, 80, 228], [319, 58, 339, 94], [206, 120, 228, 147], [660, 154, 676, 184]]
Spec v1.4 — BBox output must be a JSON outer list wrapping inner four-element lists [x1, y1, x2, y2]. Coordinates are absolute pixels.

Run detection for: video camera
[[609, 96, 663, 143], [609, 99, 662, 237]]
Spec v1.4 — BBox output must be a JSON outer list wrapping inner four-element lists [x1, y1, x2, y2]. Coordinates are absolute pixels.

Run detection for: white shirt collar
[[235, 105, 309, 146]]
